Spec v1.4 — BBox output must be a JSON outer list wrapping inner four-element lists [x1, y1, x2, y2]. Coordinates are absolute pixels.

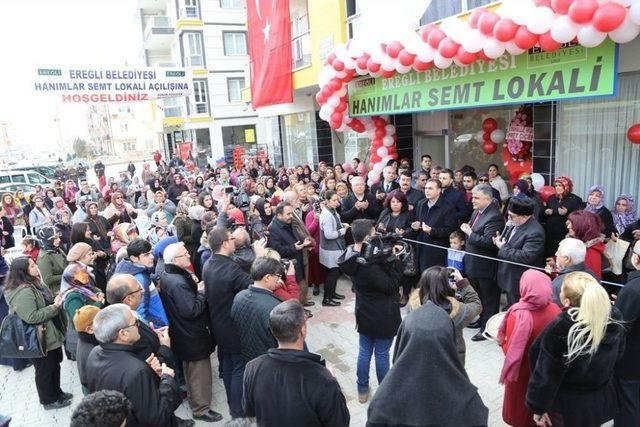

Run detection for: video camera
[[225, 186, 250, 212], [360, 232, 409, 264]]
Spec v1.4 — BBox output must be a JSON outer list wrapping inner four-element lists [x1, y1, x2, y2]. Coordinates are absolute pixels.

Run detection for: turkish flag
[[247, 0, 293, 108]]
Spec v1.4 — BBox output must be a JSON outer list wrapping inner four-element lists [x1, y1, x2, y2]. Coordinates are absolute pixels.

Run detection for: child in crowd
[[447, 230, 465, 276]]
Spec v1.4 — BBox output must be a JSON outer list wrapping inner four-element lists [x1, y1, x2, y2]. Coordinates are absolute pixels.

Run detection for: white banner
[[33, 67, 192, 103]]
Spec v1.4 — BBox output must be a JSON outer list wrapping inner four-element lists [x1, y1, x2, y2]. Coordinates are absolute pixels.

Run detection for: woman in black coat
[[583, 185, 615, 237], [526, 272, 625, 427], [376, 190, 416, 304], [544, 176, 583, 257]]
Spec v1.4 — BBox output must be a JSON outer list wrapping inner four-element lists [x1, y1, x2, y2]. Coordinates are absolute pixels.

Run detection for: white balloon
[[609, 14, 640, 43], [577, 25, 607, 47], [443, 18, 467, 44], [328, 96, 340, 108], [399, 29, 423, 55], [508, 0, 536, 26], [381, 56, 396, 71], [395, 62, 412, 74], [475, 130, 486, 142], [631, 2, 640, 26], [368, 169, 379, 179], [320, 104, 334, 118], [336, 87, 347, 98], [490, 129, 506, 144], [372, 163, 384, 173], [611, 0, 632, 6], [551, 15, 580, 44], [505, 41, 526, 56], [364, 120, 376, 131], [344, 116, 353, 124], [462, 29, 487, 53], [335, 71, 347, 79], [433, 52, 453, 69], [382, 136, 394, 147], [416, 44, 435, 63], [527, 7, 555, 35], [483, 39, 506, 59], [385, 124, 396, 134], [381, 156, 393, 165], [355, 66, 368, 75], [377, 146, 389, 157], [531, 173, 545, 191]]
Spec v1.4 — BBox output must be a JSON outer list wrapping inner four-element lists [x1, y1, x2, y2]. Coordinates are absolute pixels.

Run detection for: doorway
[[414, 134, 446, 169]]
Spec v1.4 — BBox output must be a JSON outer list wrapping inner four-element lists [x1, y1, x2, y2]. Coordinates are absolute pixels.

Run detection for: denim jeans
[[222, 352, 246, 418], [356, 334, 393, 394]]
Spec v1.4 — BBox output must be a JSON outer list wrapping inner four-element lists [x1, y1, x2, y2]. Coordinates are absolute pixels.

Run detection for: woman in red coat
[[499, 269, 561, 427], [567, 210, 606, 279], [305, 201, 326, 295]]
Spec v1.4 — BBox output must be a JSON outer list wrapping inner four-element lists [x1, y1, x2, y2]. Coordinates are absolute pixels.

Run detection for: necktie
[[471, 211, 482, 228], [385, 183, 389, 192]]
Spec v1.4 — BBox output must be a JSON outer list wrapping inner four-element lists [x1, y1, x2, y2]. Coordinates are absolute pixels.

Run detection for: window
[[27, 173, 48, 184], [466, 0, 494, 9], [346, 0, 362, 39], [193, 80, 209, 114], [184, 32, 204, 66], [11, 174, 26, 183], [227, 77, 245, 102], [420, 0, 462, 25], [163, 97, 183, 117], [223, 32, 247, 56], [220, 0, 245, 8], [183, 0, 199, 19], [120, 123, 129, 133], [0, 176, 11, 184], [291, 0, 311, 68]]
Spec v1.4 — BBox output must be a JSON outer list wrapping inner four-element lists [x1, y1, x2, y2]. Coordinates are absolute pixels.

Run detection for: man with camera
[[338, 219, 403, 403]]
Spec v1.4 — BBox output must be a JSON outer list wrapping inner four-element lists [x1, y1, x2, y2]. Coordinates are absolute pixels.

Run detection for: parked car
[[0, 170, 54, 186], [0, 183, 39, 194]]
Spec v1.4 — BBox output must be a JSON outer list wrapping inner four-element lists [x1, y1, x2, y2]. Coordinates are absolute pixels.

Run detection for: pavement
[[1, 277, 508, 426]]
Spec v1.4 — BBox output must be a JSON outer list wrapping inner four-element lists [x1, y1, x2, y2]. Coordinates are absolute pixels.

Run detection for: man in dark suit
[[370, 166, 399, 207], [494, 197, 545, 307], [411, 179, 456, 270], [439, 168, 471, 223], [461, 184, 505, 342], [398, 171, 424, 211], [340, 176, 380, 224]]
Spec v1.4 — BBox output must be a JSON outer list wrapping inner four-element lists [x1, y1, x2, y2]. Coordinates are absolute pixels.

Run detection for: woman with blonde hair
[[526, 272, 624, 427]]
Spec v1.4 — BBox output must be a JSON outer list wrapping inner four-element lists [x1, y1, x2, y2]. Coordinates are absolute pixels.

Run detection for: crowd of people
[[0, 152, 639, 427]]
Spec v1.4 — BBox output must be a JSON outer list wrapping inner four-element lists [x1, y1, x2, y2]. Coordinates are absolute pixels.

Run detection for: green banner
[[348, 40, 617, 117]]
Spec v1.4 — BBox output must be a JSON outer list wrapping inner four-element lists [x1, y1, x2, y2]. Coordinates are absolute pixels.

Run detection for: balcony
[[143, 16, 174, 50], [292, 32, 311, 70]]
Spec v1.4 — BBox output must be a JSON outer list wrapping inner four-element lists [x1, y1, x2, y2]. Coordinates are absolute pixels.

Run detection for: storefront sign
[[33, 67, 192, 103], [348, 40, 617, 116]]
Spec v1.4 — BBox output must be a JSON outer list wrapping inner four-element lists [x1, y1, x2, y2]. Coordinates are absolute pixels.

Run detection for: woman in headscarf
[[173, 199, 196, 258], [2, 193, 24, 226], [499, 269, 561, 427], [584, 185, 615, 237], [503, 180, 541, 222], [103, 190, 137, 227], [612, 194, 637, 236], [60, 263, 104, 335], [62, 180, 78, 213], [53, 210, 73, 253], [366, 298, 488, 427], [50, 197, 72, 219], [84, 201, 111, 253], [110, 222, 138, 254], [36, 226, 68, 294], [70, 224, 109, 292], [544, 176, 584, 257], [147, 211, 176, 246]]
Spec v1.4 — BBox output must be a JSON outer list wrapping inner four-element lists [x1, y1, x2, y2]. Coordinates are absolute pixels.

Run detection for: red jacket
[[585, 241, 605, 279], [273, 275, 300, 301]]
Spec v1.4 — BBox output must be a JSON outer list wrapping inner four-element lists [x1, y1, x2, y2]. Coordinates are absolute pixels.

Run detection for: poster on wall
[[348, 40, 617, 116]]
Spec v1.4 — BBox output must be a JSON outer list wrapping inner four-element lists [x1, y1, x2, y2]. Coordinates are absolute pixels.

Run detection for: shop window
[[222, 124, 258, 164], [556, 73, 640, 208], [281, 111, 318, 167], [223, 32, 247, 56]]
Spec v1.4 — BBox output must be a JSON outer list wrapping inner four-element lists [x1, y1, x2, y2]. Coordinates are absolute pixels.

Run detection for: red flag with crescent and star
[[247, 0, 293, 108]]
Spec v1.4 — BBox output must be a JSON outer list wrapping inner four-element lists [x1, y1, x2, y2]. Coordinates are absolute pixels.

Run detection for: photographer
[[337, 219, 403, 404], [230, 228, 256, 273]]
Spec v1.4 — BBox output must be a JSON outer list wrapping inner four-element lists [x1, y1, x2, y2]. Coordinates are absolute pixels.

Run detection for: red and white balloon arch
[[316, 0, 640, 186]]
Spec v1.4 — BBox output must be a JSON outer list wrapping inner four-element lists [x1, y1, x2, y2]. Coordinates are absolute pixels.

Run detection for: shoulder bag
[[0, 291, 47, 358]]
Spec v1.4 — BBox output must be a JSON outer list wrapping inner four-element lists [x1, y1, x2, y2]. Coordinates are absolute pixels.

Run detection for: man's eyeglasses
[[125, 287, 143, 298], [174, 253, 190, 259], [479, 178, 489, 182], [121, 319, 139, 332]]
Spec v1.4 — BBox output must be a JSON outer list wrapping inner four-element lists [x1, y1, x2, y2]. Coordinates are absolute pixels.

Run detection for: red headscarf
[[497, 269, 556, 384], [554, 176, 573, 197]]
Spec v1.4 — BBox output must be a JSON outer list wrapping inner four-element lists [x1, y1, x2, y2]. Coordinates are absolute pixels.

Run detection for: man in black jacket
[[86, 304, 191, 427], [268, 202, 312, 286], [166, 174, 189, 204], [614, 240, 640, 426], [398, 171, 424, 211], [460, 184, 505, 341], [494, 197, 545, 306], [439, 168, 470, 223], [340, 176, 380, 224], [242, 300, 350, 427], [105, 274, 174, 367], [412, 179, 456, 270], [370, 166, 400, 207], [231, 257, 283, 363], [159, 242, 222, 422], [203, 227, 265, 418]]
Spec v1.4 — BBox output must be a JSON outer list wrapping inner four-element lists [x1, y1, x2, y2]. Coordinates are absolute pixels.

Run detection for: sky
[[0, 0, 139, 152]]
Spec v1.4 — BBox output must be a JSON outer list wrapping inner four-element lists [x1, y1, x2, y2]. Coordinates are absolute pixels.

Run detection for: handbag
[[482, 311, 506, 342], [403, 244, 419, 276], [604, 238, 630, 275], [0, 305, 47, 359]]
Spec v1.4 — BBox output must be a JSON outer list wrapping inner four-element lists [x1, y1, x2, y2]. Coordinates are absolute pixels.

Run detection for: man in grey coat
[[550, 238, 595, 305]]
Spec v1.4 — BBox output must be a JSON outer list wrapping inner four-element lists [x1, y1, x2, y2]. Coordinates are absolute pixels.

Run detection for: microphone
[[500, 221, 514, 240]]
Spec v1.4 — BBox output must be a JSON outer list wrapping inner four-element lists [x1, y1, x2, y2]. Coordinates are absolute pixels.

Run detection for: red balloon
[[482, 141, 498, 154], [483, 132, 492, 142], [419, 23, 437, 42], [592, 2, 626, 33], [456, 46, 477, 65], [330, 120, 341, 129], [535, 0, 552, 7], [386, 41, 404, 58], [493, 18, 519, 42], [539, 185, 556, 203], [329, 79, 341, 91], [321, 86, 333, 98], [315, 92, 326, 104], [568, 0, 598, 24], [514, 27, 539, 50], [551, 0, 574, 14], [427, 29, 446, 49], [398, 49, 416, 66], [628, 124, 640, 144], [372, 138, 383, 148], [469, 8, 487, 29], [413, 59, 432, 71], [356, 54, 369, 69], [366, 58, 381, 73], [370, 153, 382, 163], [333, 60, 345, 71], [476, 50, 492, 62], [478, 12, 501, 36], [380, 68, 395, 78], [335, 101, 347, 113], [375, 128, 386, 139], [482, 118, 498, 133], [539, 31, 562, 52], [326, 53, 336, 65], [438, 37, 460, 59]]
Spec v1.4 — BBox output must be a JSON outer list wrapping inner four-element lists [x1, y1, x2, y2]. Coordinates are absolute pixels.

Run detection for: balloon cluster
[[475, 118, 505, 155], [628, 123, 640, 144], [316, 0, 640, 170]]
